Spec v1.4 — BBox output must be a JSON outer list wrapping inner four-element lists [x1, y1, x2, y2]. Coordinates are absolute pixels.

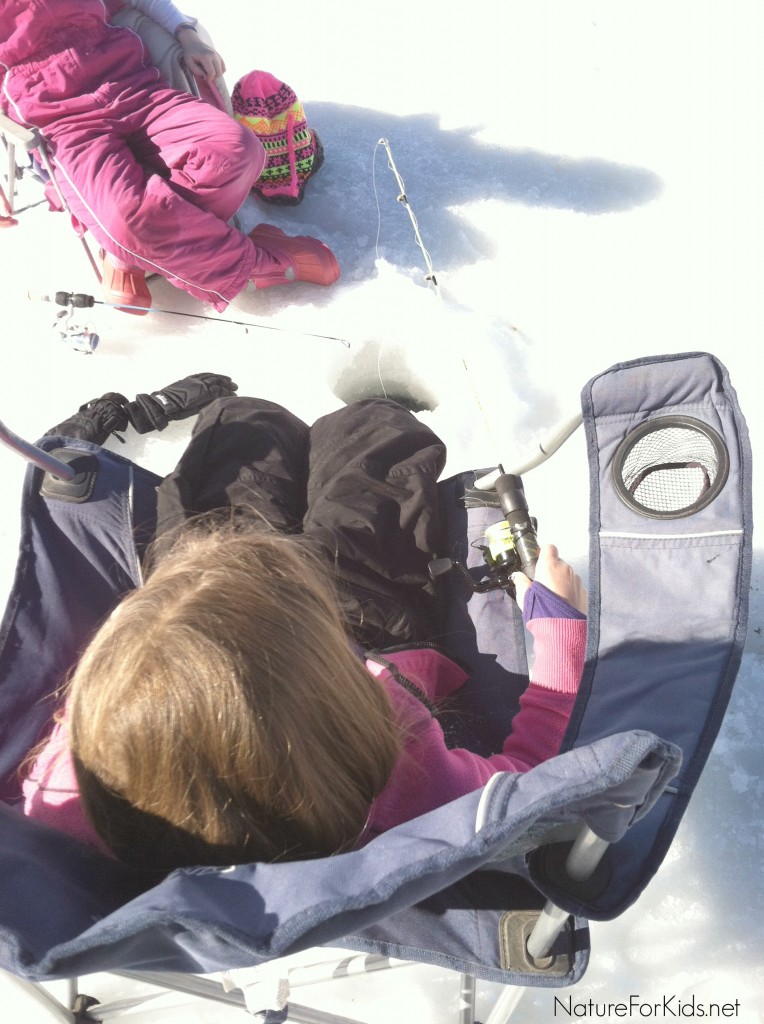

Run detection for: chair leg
[[1, 140, 19, 225], [80, 234, 103, 284], [0, 181, 17, 226], [7, 141, 17, 213]]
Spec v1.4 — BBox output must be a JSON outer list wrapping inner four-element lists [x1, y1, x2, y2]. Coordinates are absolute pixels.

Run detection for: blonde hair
[[68, 524, 401, 870]]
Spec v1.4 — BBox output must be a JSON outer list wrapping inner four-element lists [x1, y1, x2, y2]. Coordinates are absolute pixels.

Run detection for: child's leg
[[44, 89, 334, 309], [155, 396, 310, 542], [302, 399, 447, 647], [127, 85, 265, 223], [46, 105, 259, 309]]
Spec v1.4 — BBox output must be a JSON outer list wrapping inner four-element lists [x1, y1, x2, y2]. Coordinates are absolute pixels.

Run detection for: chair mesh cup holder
[[612, 415, 730, 520]]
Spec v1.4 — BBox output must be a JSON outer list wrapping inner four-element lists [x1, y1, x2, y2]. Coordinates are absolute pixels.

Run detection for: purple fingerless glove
[[523, 581, 587, 624]]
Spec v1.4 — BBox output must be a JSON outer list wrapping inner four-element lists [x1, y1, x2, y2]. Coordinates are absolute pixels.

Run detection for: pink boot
[[100, 250, 152, 316], [249, 225, 340, 288]]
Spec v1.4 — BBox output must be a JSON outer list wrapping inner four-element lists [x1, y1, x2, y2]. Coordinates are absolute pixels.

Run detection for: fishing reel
[[429, 470, 540, 597], [45, 292, 100, 354]]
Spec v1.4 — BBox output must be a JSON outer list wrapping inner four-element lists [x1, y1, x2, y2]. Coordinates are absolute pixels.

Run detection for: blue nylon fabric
[[0, 441, 565, 985], [2, 355, 742, 988], [559, 352, 752, 918], [0, 436, 160, 801], [0, 731, 678, 983], [436, 472, 530, 755]]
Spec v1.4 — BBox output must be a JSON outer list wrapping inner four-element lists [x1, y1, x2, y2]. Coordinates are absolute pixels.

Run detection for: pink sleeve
[[365, 621, 586, 838], [125, 0, 195, 35], [491, 618, 587, 771], [455, 617, 587, 773], [22, 712, 112, 855], [525, 618, 587, 695], [365, 647, 468, 702]]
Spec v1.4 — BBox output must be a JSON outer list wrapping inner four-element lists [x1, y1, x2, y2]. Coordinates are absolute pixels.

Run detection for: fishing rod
[[28, 290, 351, 351], [474, 413, 584, 484]]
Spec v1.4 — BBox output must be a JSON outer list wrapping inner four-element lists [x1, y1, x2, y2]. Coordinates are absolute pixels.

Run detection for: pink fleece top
[[22, 617, 586, 854], [363, 618, 586, 840]]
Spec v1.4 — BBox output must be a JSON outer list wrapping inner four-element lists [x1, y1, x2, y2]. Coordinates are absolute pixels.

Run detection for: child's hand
[[178, 30, 226, 81], [512, 543, 588, 614]]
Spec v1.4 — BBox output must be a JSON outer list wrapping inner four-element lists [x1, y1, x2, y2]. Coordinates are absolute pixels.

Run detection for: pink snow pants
[[1, 0, 266, 309]]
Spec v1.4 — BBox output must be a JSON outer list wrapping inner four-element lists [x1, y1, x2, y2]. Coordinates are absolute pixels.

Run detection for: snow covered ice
[[1, 1, 762, 1020]]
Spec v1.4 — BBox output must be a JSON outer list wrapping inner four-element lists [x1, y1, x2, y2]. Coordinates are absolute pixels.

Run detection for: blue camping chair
[[0, 352, 751, 1022]]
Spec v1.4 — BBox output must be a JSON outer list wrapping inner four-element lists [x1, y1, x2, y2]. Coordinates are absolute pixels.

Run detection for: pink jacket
[[22, 618, 586, 855], [0, 2, 188, 123], [364, 618, 586, 839], [0, 0, 157, 125]]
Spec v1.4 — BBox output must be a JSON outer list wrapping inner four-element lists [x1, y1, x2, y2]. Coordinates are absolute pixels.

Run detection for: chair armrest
[[0, 112, 39, 152]]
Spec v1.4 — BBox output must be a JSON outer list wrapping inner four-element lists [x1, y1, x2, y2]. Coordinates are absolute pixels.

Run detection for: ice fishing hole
[[330, 340, 438, 413]]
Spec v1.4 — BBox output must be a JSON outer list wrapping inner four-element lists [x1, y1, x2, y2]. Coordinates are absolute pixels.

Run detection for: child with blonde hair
[[24, 397, 587, 871]]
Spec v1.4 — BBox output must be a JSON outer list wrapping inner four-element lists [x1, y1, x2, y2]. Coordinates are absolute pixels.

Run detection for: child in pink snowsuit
[[0, 0, 339, 313]]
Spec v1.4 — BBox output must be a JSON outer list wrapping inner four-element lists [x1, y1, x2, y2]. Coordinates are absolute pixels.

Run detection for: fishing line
[[370, 146, 388, 398], [372, 138, 499, 450], [372, 141, 584, 479]]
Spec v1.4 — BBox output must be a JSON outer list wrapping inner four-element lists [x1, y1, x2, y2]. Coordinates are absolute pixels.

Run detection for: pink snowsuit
[[0, 0, 268, 309]]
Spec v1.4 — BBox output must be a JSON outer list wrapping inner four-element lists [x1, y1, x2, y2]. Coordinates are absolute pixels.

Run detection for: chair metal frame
[[1, 955, 492, 1023]]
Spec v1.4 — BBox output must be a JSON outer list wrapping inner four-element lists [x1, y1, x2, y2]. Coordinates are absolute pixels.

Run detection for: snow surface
[[1, 1, 762, 1020]]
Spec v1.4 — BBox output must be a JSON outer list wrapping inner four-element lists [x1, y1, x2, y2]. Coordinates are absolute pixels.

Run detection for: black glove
[[46, 392, 130, 445], [125, 373, 238, 434]]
